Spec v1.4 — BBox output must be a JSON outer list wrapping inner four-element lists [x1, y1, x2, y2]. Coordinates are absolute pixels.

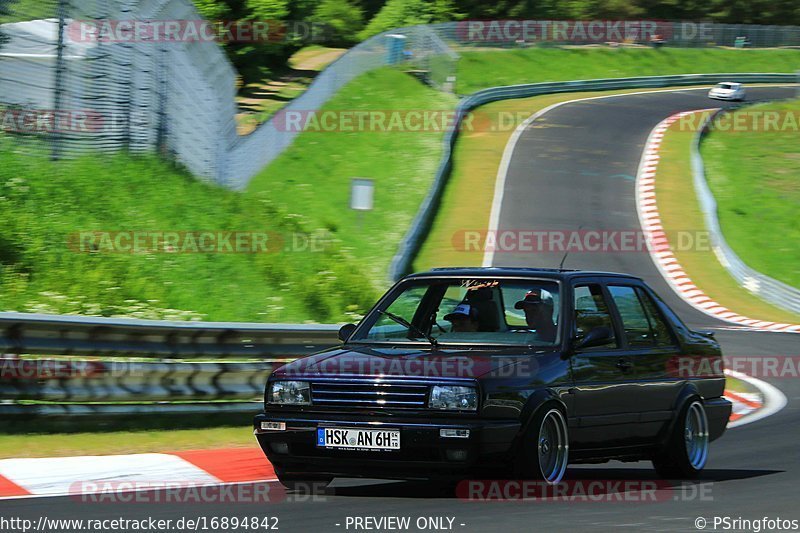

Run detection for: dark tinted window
[[636, 287, 675, 347], [607, 285, 652, 347], [573, 284, 618, 350]]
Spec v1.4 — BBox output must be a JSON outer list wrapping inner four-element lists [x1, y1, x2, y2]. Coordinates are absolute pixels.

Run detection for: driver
[[444, 303, 480, 333], [514, 289, 557, 342]]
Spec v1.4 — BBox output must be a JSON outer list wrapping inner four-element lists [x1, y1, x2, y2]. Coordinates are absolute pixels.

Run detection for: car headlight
[[268, 381, 310, 405], [429, 385, 478, 411]]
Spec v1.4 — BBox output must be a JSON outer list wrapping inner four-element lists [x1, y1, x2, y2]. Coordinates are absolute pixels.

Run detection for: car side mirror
[[574, 326, 614, 351], [338, 323, 357, 342]]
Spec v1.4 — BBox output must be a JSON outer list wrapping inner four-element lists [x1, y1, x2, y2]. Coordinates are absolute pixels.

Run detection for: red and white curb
[[725, 389, 762, 423], [723, 369, 787, 429], [0, 447, 276, 500], [635, 110, 800, 333]]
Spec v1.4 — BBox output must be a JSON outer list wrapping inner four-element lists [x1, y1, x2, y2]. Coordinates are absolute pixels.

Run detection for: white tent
[[0, 18, 94, 109]]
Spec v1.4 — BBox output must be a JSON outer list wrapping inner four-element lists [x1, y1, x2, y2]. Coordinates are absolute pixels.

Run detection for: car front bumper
[[253, 412, 521, 479]]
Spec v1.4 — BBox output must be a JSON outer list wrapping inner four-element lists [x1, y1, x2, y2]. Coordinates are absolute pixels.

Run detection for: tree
[[358, 0, 461, 39], [312, 0, 364, 45], [192, 0, 230, 19], [246, 0, 291, 20]]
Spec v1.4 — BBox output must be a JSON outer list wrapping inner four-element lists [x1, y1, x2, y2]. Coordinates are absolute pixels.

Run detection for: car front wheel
[[653, 399, 709, 479], [516, 406, 569, 483]]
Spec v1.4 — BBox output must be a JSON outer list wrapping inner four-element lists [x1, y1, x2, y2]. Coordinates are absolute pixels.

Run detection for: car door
[[567, 279, 640, 451], [604, 282, 683, 443]]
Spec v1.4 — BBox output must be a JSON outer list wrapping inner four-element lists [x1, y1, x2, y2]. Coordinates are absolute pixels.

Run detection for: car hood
[[271, 344, 552, 381]]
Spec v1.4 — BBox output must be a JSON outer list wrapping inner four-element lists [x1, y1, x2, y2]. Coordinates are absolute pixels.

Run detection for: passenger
[[514, 289, 557, 342], [444, 303, 480, 333]]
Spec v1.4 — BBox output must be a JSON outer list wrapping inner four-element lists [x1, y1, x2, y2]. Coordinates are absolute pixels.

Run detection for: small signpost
[[350, 178, 374, 230]]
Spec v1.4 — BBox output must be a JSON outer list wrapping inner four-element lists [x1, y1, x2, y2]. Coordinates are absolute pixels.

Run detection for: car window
[[607, 285, 653, 347], [636, 287, 676, 347], [573, 284, 618, 350], [366, 285, 430, 341], [355, 279, 561, 346]]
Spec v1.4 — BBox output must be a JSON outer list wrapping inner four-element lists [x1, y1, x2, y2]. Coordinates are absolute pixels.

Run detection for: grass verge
[[654, 111, 800, 323], [701, 100, 800, 289], [0, 427, 256, 459], [247, 67, 456, 284], [456, 47, 800, 94], [0, 68, 452, 322]]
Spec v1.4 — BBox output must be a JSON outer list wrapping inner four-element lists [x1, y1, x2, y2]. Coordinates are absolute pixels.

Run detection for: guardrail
[[389, 73, 798, 280], [0, 313, 340, 417], [691, 110, 800, 316]]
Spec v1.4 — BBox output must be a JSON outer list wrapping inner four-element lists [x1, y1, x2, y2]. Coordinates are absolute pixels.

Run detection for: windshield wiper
[[378, 310, 438, 348]]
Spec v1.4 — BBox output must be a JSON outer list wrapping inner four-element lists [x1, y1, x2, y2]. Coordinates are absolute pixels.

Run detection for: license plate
[[317, 427, 400, 451]]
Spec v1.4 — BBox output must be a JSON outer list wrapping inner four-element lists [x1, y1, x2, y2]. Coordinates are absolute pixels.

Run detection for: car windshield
[[351, 278, 561, 346], [717, 83, 735, 89]]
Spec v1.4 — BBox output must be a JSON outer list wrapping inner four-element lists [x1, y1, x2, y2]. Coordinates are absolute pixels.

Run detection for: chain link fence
[[0, 0, 238, 181], [1, 6, 799, 188]]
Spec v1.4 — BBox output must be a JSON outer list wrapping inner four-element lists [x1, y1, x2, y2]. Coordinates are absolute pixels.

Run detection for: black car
[[254, 267, 730, 488]]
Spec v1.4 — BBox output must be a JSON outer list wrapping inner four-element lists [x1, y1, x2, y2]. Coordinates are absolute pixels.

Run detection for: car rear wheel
[[653, 399, 709, 479], [517, 406, 569, 483]]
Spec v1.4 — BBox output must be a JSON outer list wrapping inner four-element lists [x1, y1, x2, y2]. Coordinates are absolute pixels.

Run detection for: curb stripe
[[173, 448, 276, 483], [634, 110, 800, 334], [0, 453, 220, 497], [0, 474, 30, 497], [724, 369, 788, 428], [724, 390, 762, 409]]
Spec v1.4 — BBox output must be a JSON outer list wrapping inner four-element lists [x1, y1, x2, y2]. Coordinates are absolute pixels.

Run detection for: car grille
[[310, 379, 429, 409]]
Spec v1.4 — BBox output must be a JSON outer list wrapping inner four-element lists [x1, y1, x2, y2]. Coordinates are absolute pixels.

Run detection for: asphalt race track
[[3, 87, 798, 532]]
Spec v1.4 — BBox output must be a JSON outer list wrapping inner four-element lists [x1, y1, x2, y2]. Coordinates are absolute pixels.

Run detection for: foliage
[[358, 0, 461, 39], [702, 100, 800, 289], [312, 0, 364, 44], [0, 68, 453, 322]]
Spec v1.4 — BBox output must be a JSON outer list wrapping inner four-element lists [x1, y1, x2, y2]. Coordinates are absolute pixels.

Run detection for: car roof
[[404, 267, 643, 281]]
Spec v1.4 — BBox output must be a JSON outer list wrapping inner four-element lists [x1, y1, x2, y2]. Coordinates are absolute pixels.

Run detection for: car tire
[[652, 399, 709, 479], [515, 405, 569, 483]]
